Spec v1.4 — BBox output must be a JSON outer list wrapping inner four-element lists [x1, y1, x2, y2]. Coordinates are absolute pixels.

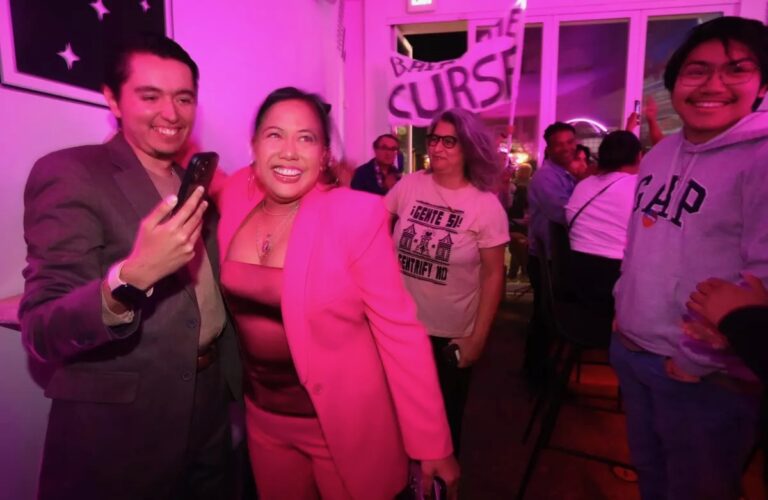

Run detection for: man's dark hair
[[103, 33, 199, 99], [543, 122, 576, 144], [597, 131, 642, 172], [252, 86, 332, 147], [664, 16, 768, 92], [373, 134, 400, 150]]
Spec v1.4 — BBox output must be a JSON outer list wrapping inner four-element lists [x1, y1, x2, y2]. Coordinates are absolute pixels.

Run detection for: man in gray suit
[[20, 34, 241, 500]]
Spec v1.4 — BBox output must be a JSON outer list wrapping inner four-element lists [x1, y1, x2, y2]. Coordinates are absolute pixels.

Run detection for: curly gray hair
[[428, 108, 500, 192]]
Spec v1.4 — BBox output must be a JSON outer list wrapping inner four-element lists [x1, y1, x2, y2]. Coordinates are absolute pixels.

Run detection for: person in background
[[215, 87, 458, 499], [19, 34, 241, 500], [496, 165, 515, 210], [567, 144, 592, 180], [565, 130, 641, 317], [386, 108, 509, 455], [611, 17, 768, 500], [350, 133, 402, 195], [507, 163, 532, 281], [625, 95, 665, 146], [523, 121, 577, 385]]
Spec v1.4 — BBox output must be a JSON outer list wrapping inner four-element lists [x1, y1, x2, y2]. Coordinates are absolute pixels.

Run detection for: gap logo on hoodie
[[633, 174, 707, 228], [614, 110, 768, 379]]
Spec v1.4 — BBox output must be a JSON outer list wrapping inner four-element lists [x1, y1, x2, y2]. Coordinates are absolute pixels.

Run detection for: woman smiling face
[[252, 99, 328, 204]]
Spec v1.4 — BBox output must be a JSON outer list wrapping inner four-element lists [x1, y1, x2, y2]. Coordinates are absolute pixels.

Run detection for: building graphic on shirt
[[399, 224, 417, 252], [435, 233, 453, 262], [396, 199, 467, 287], [414, 231, 433, 256]]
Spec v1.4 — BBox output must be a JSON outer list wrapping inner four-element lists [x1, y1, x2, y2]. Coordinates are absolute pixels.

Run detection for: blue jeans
[[610, 337, 760, 500]]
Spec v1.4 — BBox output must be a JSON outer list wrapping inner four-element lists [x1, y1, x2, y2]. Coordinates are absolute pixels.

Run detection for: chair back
[[538, 222, 613, 349]]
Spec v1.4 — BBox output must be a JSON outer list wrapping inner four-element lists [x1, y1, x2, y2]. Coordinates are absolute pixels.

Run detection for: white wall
[[173, 0, 343, 171], [343, 0, 367, 164], [0, 1, 342, 497], [0, 88, 113, 500]]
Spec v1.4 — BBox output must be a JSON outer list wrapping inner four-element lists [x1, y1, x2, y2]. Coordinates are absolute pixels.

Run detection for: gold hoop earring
[[247, 166, 257, 200]]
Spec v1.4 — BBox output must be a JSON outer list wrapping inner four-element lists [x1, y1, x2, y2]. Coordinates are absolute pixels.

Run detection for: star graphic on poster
[[90, 0, 110, 21], [57, 43, 80, 70], [140, 0, 151, 13]]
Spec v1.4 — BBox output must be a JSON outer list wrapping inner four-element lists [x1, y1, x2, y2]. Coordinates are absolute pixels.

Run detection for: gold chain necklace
[[256, 200, 300, 260]]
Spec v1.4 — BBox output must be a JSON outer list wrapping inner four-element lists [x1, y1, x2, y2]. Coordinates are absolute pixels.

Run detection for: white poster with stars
[[0, 0, 173, 106]]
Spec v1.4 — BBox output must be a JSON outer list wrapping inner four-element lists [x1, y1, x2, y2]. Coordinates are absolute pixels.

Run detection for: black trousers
[[430, 336, 473, 456], [170, 359, 236, 500], [523, 255, 549, 382], [567, 250, 621, 318]]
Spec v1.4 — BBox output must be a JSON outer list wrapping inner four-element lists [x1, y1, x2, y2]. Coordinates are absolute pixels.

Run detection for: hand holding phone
[[431, 476, 447, 500], [173, 152, 219, 215], [120, 187, 208, 291], [441, 343, 461, 368]]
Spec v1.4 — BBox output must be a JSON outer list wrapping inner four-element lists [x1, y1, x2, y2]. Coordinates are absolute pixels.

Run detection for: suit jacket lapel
[[107, 134, 197, 304], [108, 134, 162, 227], [282, 187, 323, 384]]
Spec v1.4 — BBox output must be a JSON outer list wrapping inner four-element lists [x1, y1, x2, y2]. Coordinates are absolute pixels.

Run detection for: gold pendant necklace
[[256, 200, 300, 260]]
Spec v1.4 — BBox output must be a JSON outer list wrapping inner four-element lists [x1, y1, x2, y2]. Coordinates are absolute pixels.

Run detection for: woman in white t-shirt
[[385, 108, 509, 454], [564, 130, 641, 316]]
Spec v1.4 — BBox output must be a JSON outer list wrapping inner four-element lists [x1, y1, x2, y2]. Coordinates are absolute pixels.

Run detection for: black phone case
[[174, 152, 219, 213], [432, 476, 447, 500], [441, 343, 460, 368]]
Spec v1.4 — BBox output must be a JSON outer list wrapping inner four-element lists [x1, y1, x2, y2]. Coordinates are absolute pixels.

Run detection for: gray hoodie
[[614, 109, 768, 379]]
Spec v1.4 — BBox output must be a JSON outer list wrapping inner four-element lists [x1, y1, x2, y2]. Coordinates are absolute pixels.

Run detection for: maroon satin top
[[221, 261, 315, 417]]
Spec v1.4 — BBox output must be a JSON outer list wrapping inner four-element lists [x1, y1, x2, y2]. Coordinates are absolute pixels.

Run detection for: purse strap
[[567, 175, 628, 231]]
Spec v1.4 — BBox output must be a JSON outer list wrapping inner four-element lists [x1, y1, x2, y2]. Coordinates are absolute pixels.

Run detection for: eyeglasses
[[427, 134, 459, 149], [677, 60, 760, 86], [375, 146, 400, 152]]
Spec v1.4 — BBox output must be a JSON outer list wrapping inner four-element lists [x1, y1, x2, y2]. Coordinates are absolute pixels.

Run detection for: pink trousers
[[246, 400, 354, 500]]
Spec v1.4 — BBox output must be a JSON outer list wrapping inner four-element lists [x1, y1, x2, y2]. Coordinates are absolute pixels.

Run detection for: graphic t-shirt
[[385, 171, 510, 338]]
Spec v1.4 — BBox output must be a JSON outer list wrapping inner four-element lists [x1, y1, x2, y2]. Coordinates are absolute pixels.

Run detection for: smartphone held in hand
[[432, 476, 447, 500], [399, 462, 449, 500], [441, 343, 461, 368], [173, 152, 219, 214]]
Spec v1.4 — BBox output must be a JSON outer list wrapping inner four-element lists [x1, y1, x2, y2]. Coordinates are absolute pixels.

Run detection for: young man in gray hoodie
[[611, 17, 768, 500]]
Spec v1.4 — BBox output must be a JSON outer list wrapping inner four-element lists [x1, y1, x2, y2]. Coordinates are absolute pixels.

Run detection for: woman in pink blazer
[[216, 87, 458, 499]]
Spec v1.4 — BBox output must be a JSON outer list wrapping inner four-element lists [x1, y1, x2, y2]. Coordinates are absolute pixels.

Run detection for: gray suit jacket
[[20, 134, 242, 499]]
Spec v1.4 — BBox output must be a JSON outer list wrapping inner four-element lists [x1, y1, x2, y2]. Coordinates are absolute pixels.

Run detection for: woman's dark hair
[[576, 144, 592, 162], [428, 108, 499, 192], [252, 87, 332, 147], [664, 16, 768, 92], [597, 131, 642, 172], [103, 33, 199, 99]]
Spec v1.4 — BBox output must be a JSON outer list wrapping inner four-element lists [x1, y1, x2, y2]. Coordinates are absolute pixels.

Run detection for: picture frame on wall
[[0, 0, 174, 107]]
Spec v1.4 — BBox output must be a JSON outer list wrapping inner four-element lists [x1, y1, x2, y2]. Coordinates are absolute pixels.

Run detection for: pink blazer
[[217, 168, 452, 499]]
